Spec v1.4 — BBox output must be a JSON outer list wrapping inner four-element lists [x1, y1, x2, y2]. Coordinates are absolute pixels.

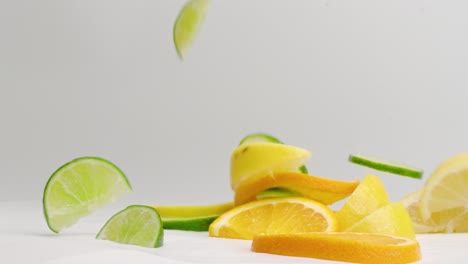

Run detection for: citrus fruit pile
[[41, 132, 468, 263], [205, 133, 421, 263]]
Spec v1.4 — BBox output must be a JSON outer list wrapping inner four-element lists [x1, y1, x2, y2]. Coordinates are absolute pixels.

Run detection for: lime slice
[[348, 154, 423, 179], [173, 0, 210, 59], [153, 202, 233, 231], [43, 157, 132, 233], [96, 205, 163, 248]]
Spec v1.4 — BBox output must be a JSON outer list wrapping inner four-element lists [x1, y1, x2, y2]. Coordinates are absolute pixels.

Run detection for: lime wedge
[[43, 157, 132, 233], [153, 202, 233, 231], [173, 0, 211, 59], [96, 205, 163, 248], [349, 154, 423, 179]]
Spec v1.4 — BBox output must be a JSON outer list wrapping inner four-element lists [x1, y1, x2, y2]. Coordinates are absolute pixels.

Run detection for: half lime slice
[[96, 205, 163, 248], [173, 0, 211, 59], [153, 202, 233, 231], [349, 154, 423, 179], [43, 157, 132, 233]]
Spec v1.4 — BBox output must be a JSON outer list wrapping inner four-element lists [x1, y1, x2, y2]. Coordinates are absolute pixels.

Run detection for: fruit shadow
[[27, 231, 97, 238]]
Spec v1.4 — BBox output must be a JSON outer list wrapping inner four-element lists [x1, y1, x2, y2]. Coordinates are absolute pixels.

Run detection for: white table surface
[[2, 200, 466, 264]]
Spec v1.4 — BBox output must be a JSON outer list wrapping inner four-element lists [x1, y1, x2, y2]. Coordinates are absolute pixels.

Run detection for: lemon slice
[[173, 0, 210, 59], [230, 142, 311, 191], [238, 133, 308, 198], [401, 189, 444, 233], [336, 174, 389, 231], [420, 153, 468, 232], [239, 133, 308, 174], [345, 202, 416, 239]]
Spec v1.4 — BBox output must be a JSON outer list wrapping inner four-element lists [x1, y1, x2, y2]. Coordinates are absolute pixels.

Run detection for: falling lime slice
[[173, 0, 211, 59], [349, 154, 423, 179], [153, 202, 233, 231], [43, 157, 132, 233], [96, 205, 163, 248]]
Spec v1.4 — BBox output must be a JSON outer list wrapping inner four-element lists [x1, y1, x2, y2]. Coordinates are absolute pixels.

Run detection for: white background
[[2, 0, 468, 207]]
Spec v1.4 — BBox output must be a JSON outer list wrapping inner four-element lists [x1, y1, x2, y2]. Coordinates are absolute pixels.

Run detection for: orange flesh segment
[[209, 197, 337, 240], [234, 172, 359, 206], [251, 232, 422, 264]]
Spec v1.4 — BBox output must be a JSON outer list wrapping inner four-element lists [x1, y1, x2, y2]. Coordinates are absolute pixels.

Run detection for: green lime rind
[[96, 205, 164, 248], [255, 187, 299, 200], [349, 154, 423, 179], [43, 156, 132, 233], [162, 215, 218, 232], [298, 164, 308, 174], [152, 202, 232, 231], [173, 0, 211, 60], [239, 133, 283, 146]]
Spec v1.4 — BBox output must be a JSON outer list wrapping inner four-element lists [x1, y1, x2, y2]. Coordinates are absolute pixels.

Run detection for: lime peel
[[152, 202, 233, 231], [349, 154, 423, 179]]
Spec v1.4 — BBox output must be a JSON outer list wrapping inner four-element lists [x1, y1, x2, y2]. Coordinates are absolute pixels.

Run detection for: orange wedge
[[208, 197, 337, 240], [234, 172, 359, 206], [251, 232, 421, 264]]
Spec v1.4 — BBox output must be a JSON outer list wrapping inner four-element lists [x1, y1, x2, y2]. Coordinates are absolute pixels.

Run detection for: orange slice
[[234, 172, 359, 206], [251, 232, 421, 264], [208, 197, 337, 240]]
